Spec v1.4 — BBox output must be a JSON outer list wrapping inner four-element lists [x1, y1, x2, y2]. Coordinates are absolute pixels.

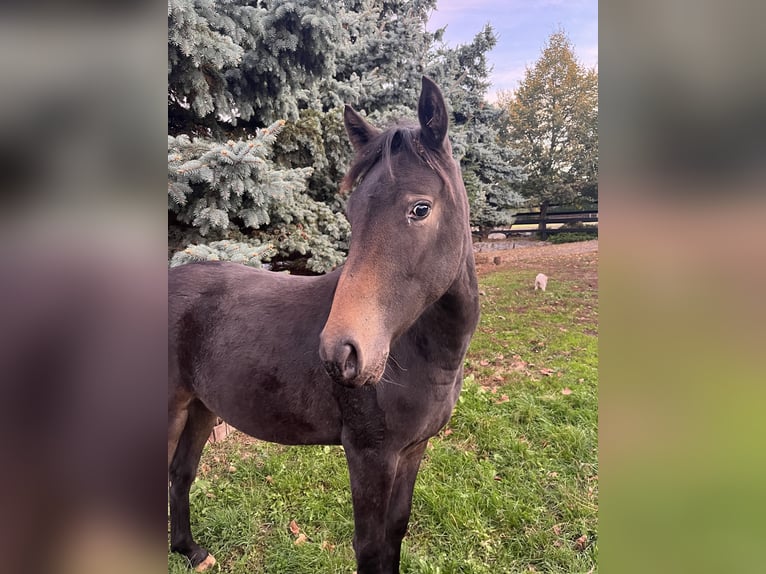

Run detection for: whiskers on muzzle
[[377, 353, 408, 388]]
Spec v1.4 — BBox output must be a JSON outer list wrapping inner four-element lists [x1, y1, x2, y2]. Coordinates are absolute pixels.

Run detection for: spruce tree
[[428, 25, 525, 230], [168, 0, 524, 271], [169, 0, 351, 272], [168, 120, 349, 273], [168, 0, 246, 124]]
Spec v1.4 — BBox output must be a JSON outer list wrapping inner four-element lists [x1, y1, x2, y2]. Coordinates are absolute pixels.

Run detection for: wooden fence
[[208, 419, 236, 444], [480, 208, 598, 240]]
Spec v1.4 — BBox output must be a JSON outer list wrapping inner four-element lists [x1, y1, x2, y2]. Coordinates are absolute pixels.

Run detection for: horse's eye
[[411, 203, 431, 219]]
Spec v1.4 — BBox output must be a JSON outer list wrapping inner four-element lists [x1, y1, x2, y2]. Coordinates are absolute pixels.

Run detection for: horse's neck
[[441, 246, 480, 332], [417, 245, 480, 354]]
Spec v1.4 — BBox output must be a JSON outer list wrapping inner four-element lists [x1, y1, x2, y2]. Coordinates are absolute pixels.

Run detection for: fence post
[[538, 201, 549, 241]]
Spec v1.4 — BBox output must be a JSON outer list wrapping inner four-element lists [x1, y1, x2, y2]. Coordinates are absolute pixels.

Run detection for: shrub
[[548, 230, 597, 244]]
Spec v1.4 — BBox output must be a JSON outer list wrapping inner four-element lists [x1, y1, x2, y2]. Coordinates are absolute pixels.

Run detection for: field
[[169, 240, 598, 573]]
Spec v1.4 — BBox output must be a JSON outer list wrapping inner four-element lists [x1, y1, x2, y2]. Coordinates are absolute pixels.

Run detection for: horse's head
[[319, 77, 470, 388]]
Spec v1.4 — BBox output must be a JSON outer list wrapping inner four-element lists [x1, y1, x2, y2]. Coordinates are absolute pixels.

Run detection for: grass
[[168, 267, 598, 573], [547, 232, 598, 244]]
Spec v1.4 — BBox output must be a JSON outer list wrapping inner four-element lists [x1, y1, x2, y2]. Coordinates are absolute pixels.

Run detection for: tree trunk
[[538, 200, 549, 241]]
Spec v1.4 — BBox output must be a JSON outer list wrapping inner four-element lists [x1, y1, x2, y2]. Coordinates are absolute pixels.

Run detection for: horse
[[168, 76, 480, 574]]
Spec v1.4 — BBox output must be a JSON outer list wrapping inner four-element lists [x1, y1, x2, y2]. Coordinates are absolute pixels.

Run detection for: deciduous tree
[[502, 30, 598, 238]]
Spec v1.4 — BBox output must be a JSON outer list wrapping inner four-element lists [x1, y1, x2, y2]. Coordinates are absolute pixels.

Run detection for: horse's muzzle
[[319, 334, 385, 388], [322, 340, 360, 387]]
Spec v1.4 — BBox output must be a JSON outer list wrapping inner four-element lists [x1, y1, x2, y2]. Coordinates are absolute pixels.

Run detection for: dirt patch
[[473, 239, 598, 290]]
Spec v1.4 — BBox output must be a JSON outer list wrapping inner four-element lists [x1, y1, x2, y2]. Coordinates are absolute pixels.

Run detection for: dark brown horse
[[168, 77, 480, 574]]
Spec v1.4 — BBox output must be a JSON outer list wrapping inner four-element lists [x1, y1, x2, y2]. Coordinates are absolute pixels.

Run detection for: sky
[[426, 0, 598, 102]]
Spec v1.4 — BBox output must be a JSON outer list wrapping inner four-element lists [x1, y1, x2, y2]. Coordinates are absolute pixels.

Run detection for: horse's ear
[[344, 105, 380, 152], [418, 76, 449, 150]]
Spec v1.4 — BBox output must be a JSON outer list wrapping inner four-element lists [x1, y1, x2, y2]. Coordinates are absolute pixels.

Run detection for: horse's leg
[[168, 399, 217, 572], [344, 445, 398, 574], [168, 395, 189, 470], [382, 440, 429, 573]]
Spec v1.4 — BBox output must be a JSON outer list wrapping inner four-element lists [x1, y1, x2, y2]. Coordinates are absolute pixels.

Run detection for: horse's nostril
[[321, 338, 362, 386], [340, 342, 358, 381]]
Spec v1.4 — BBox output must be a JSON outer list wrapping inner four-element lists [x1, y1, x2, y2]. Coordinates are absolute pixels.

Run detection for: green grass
[[548, 232, 598, 244], [169, 268, 598, 573]]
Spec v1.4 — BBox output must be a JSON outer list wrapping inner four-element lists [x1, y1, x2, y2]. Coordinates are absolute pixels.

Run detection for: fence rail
[[480, 208, 598, 240]]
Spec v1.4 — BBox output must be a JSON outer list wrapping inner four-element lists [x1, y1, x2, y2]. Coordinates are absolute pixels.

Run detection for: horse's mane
[[340, 123, 454, 195]]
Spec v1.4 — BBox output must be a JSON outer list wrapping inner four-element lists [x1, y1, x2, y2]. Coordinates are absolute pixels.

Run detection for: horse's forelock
[[340, 125, 454, 197]]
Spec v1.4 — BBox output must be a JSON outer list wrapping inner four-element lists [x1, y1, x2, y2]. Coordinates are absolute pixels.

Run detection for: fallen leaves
[[551, 526, 593, 554], [574, 534, 588, 551], [509, 356, 529, 372], [561, 387, 573, 395], [288, 520, 338, 551], [289, 520, 308, 545]]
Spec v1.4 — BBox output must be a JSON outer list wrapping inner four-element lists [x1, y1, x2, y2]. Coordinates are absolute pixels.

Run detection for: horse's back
[[168, 262, 344, 444], [170, 261, 336, 320], [170, 261, 281, 309]]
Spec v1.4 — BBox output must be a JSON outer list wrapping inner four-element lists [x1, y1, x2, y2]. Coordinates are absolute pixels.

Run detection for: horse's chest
[[384, 373, 461, 442]]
